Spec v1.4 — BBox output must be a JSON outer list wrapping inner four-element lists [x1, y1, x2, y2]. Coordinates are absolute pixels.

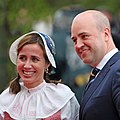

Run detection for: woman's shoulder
[[0, 87, 15, 98], [45, 82, 74, 94], [43, 82, 75, 102], [0, 87, 16, 108]]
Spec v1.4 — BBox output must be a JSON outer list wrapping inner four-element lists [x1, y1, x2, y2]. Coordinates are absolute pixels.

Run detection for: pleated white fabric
[[0, 81, 77, 120]]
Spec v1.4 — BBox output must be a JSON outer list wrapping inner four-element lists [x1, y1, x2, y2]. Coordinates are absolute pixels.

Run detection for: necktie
[[85, 67, 100, 91], [89, 67, 100, 81]]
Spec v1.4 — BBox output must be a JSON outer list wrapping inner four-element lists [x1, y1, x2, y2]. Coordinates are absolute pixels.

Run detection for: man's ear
[[104, 27, 110, 41]]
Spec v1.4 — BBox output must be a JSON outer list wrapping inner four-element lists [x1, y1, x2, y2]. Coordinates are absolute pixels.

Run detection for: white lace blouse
[[0, 81, 80, 120]]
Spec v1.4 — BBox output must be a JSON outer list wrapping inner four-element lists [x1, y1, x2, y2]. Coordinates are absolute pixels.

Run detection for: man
[[71, 10, 120, 120]]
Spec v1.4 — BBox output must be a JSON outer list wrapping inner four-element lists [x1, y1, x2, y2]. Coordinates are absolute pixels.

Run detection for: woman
[[0, 31, 80, 120]]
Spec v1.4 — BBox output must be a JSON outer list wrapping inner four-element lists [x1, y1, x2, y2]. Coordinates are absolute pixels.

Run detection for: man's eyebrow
[[71, 32, 87, 40], [79, 32, 87, 35]]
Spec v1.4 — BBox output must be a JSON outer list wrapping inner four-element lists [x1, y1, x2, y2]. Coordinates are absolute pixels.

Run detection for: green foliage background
[[0, 0, 120, 92], [0, 0, 120, 35]]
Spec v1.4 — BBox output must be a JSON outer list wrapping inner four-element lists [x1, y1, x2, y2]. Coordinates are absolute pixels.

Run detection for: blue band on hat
[[39, 32, 56, 55]]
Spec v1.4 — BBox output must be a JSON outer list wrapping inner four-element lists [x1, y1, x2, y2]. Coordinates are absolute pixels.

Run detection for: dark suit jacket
[[79, 51, 120, 120]]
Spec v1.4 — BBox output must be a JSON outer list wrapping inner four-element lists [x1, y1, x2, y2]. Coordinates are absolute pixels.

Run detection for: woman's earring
[[45, 68, 49, 74]]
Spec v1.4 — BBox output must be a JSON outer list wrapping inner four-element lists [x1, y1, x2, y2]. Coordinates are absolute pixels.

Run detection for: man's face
[[71, 14, 107, 67]]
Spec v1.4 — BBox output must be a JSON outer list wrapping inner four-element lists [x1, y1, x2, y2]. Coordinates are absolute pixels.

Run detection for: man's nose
[[75, 40, 84, 49]]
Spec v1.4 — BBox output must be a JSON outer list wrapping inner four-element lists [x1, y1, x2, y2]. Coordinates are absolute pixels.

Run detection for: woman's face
[[17, 43, 49, 88]]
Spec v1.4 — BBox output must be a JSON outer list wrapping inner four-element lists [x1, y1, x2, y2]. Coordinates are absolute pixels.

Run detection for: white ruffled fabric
[[0, 81, 76, 120]]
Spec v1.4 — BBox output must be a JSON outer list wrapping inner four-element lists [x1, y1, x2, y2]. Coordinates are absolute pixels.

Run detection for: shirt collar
[[97, 48, 118, 70]]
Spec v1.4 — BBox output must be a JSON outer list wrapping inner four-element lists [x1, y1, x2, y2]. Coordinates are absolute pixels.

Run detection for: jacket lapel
[[81, 51, 120, 112]]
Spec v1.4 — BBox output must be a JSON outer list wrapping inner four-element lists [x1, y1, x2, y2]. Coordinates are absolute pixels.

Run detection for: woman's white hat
[[9, 31, 56, 68]]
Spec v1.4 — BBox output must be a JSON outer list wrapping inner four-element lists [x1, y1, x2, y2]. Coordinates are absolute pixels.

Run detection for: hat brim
[[9, 31, 56, 68]]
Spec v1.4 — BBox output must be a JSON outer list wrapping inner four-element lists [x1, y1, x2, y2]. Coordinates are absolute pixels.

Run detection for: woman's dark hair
[[9, 33, 61, 94]]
